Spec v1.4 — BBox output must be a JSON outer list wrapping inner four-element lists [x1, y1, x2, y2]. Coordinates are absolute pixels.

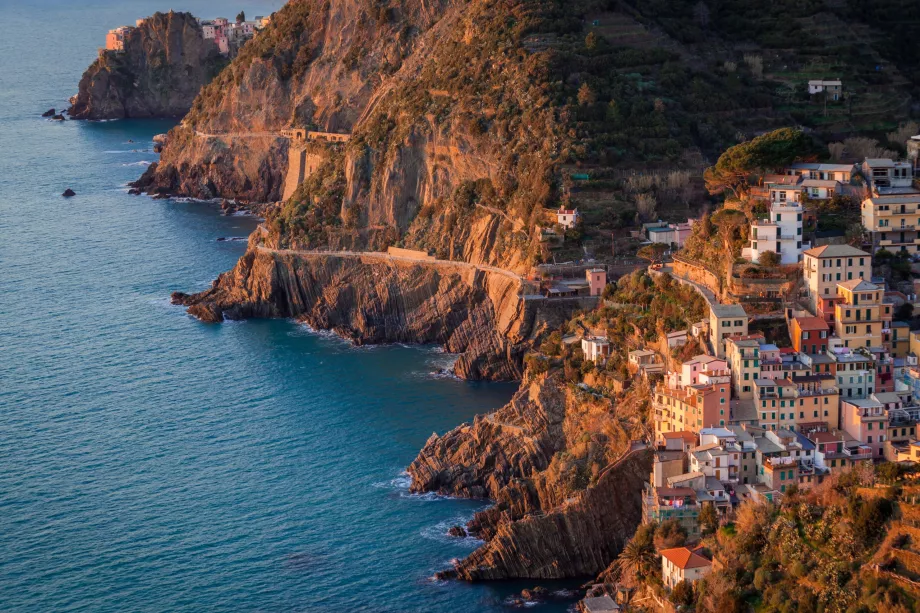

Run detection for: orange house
[[790, 316, 830, 354]]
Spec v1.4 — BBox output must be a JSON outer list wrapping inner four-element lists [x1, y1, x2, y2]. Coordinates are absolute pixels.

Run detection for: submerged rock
[[62, 188, 76, 197], [447, 526, 467, 538], [41, 108, 55, 117], [51, 114, 66, 121]]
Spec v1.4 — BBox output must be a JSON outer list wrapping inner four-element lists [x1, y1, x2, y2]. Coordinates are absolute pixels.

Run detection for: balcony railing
[[842, 447, 872, 459]]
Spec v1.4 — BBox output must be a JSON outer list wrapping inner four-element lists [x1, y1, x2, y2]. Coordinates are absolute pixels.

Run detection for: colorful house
[[790, 316, 830, 354]]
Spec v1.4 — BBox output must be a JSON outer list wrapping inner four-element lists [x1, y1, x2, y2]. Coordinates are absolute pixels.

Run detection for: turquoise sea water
[[0, 1, 579, 611]]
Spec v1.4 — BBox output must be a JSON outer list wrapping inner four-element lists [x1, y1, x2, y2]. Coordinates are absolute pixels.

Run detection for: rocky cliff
[[132, 0, 561, 270], [409, 372, 652, 579], [68, 11, 226, 120], [172, 231, 578, 380]]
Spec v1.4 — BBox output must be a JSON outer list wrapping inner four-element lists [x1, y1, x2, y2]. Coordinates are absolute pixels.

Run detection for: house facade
[[802, 245, 872, 321]]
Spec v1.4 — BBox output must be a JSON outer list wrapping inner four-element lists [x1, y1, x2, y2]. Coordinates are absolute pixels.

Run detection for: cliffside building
[[105, 26, 133, 51], [661, 547, 712, 590], [582, 336, 611, 362], [557, 207, 580, 229], [802, 245, 872, 321], [743, 177, 807, 264], [586, 268, 606, 296]]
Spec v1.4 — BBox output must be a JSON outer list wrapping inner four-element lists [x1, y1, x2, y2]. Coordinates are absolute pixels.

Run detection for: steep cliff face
[[133, 0, 561, 269], [69, 12, 226, 120], [172, 232, 575, 380], [448, 448, 650, 580], [409, 372, 652, 579]]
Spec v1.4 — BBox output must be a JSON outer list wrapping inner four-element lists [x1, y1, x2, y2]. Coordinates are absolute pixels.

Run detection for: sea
[[0, 1, 581, 611]]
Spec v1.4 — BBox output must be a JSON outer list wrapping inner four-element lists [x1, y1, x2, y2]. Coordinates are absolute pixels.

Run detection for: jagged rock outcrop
[[409, 372, 652, 579], [172, 232, 577, 380], [447, 448, 650, 580], [68, 11, 226, 120]]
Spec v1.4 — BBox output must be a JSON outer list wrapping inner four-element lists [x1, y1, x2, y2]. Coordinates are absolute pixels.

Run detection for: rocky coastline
[[409, 371, 652, 580], [169, 231, 579, 381], [68, 11, 226, 120], [124, 0, 652, 591]]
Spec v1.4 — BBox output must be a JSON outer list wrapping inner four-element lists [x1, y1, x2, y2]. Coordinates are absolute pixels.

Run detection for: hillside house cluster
[[105, 25, 134, 51], [105, 15, 267, 55], [743, 162, 856, 264], [198, 16, 267, 54]]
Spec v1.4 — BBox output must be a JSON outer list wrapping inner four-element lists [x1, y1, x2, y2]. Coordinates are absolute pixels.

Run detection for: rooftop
[[803, 244, 871, 259], [802, 179, 840, 188], [790, 162, 854, 172], [837, 279, 879, 292], [663, 431, 697, 442], [711, 304, 747, 318], [865, 195, 920, 205], [793, 316, 830, 331], [583, 595, 620, 613], [660, 547, 712, 570]]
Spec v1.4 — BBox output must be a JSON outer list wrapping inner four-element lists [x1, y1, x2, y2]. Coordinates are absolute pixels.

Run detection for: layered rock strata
[[409, 373, 652, 579], [172, 233, 577, 380]]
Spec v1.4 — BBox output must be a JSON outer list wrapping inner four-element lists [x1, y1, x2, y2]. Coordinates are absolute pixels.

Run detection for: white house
[[808, 79, 842, 100], [557, 206, 580, 229], [582, 336, 611, 362], [743, 194, 807, 265], [660, 547, 712, 589]]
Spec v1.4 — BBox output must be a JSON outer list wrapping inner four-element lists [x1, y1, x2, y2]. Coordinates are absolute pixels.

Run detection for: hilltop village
[[545, 128, 920, 613], [105, 13, 271, 57]]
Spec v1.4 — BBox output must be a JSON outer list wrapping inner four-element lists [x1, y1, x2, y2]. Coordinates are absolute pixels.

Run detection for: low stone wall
[[672, 257, 722, 299], [387, 246, 435, 260]]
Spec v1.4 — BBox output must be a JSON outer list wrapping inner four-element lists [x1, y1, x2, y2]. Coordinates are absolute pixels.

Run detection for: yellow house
[[834, 280, 884, 349], [861, 194, 920, 254], [802, 245, 872, 321], [709, 304, 748, 358]]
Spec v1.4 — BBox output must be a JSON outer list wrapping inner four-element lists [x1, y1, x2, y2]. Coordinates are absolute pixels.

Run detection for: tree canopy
[[637, 242, 670, 263], [703, 128, 815, 197]]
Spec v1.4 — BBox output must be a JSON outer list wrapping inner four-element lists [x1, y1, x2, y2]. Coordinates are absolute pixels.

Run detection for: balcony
[[796, 386, 839, 397], [842, 447, 873, 460]]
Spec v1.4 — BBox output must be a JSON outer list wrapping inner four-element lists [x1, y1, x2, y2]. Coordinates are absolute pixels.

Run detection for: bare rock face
[[409, 372, 652, 580], [445, 449, 650, 580], [68, 11, 226, 120], [172, 233, 575, 380]]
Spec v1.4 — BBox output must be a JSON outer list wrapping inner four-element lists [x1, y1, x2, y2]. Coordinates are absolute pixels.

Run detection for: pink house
[[586, 268, 606, 296], [841, 398, 888, 459], [671, 355, 728, 388]]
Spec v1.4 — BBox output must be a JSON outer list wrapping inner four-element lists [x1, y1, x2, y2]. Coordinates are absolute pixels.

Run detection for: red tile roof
[[663, 431, 697, 442], [660, 547, 712, 570], [793, 316, 830, 331]]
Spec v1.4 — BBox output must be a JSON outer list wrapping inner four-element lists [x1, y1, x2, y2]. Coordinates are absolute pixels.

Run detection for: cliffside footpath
[[68, 11, 226, 120]]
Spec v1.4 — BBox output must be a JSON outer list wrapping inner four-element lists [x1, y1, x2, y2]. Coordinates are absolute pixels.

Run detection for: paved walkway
[[253, 243, 527, 284], [195, 130, 283, 139]]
